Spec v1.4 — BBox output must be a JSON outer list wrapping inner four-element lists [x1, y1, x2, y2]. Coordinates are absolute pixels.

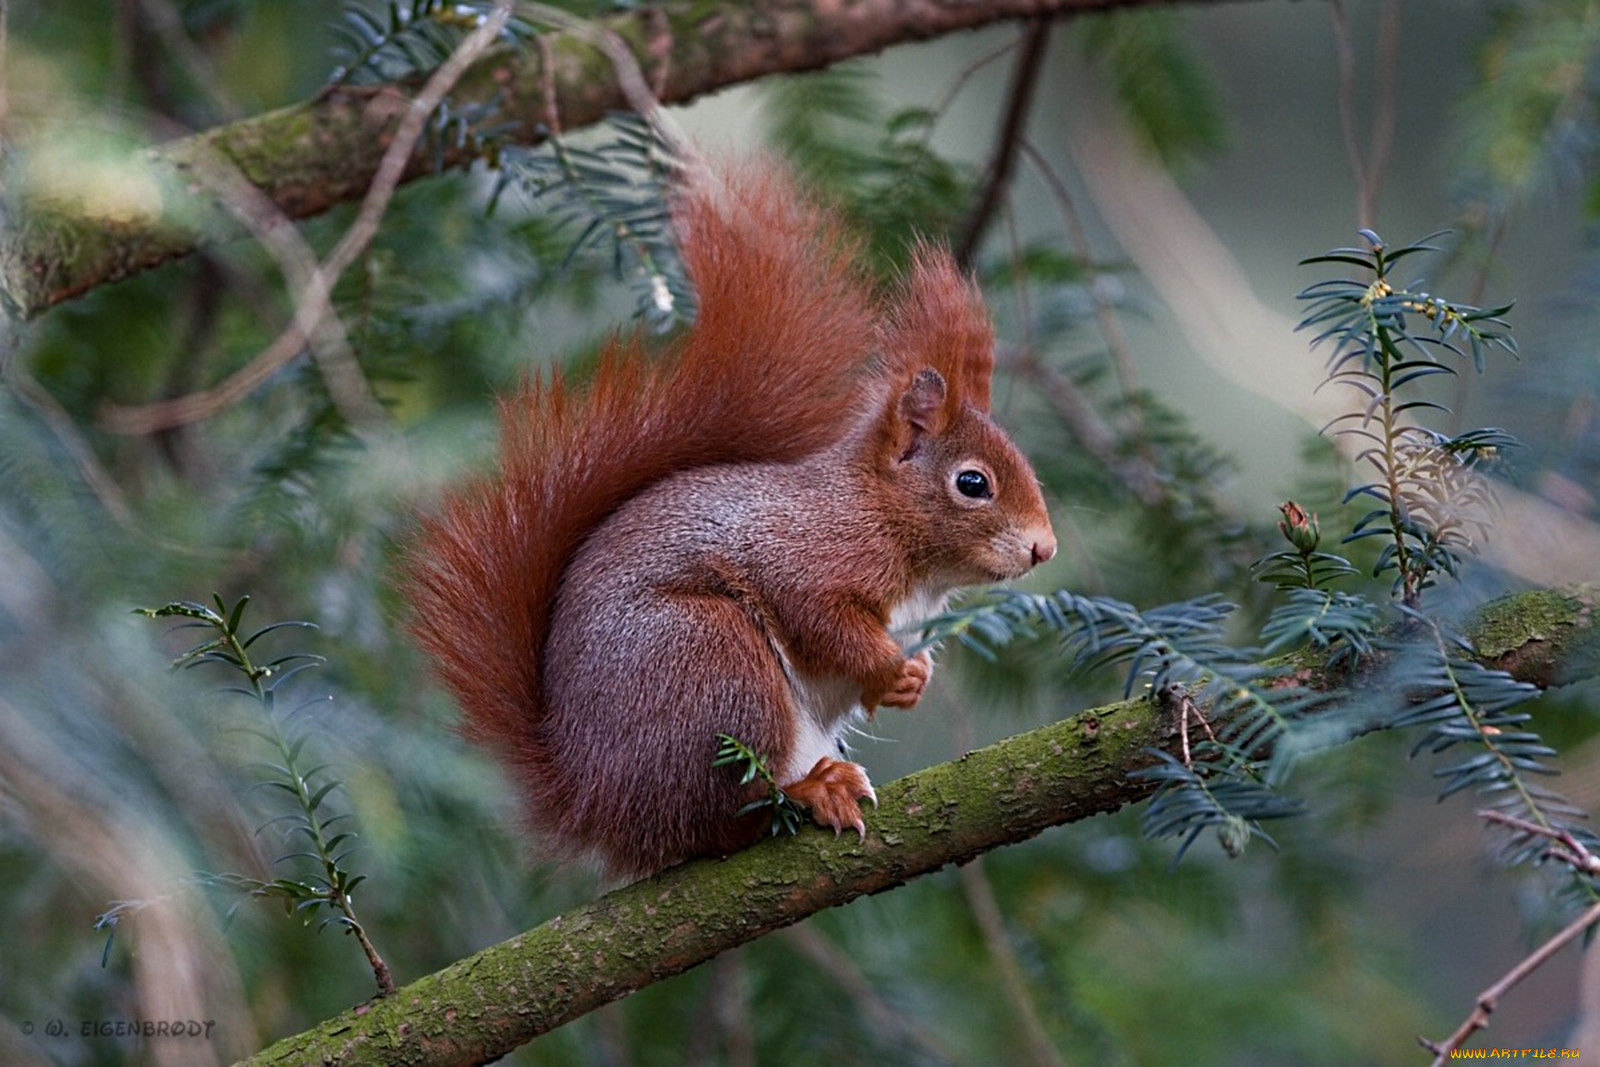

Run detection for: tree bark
[[241, 691, 1167, 1066], [3, 0, 1264, 320], [234, 587, 1598, 1067]]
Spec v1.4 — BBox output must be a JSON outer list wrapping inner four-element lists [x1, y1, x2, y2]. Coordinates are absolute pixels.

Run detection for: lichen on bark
[[1466, 585, 1599, 687]]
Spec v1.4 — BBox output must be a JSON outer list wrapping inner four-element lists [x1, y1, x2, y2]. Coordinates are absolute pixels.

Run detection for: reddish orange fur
[[402, 163, 877, 823], [881, 243, 996, 416], [402, 160, 1056, 878]]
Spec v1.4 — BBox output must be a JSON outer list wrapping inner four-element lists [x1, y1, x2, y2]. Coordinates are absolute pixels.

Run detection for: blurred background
[[3, 1, 1600, 1064]]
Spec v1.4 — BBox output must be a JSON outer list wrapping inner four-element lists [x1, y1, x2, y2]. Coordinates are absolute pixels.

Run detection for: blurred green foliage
[[4, 2, 1600, 1066]]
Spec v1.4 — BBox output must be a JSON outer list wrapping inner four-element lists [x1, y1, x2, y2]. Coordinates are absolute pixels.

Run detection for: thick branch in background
[[1, 0, 1267, 320], [237, 588, 1595, 1067], [1466, 585, 1600, 688]]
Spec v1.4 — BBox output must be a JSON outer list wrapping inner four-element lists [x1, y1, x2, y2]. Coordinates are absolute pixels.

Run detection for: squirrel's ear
[[893, 369, 948, 459], [884, 245, 994, 415]]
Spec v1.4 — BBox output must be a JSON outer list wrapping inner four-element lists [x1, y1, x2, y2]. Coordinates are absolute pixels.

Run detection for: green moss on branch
[[241, 589, 1595, 1065], [242, 695, 1167, 1066], [1465, 585, 1599, 688]]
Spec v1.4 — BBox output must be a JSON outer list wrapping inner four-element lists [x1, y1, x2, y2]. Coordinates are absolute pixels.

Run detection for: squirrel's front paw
[[874, 650, 933, 710], [783, 757, 877, 840]]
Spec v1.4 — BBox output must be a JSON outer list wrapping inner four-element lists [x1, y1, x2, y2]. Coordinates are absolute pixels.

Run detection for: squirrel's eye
[[955, 469, 991, 499]]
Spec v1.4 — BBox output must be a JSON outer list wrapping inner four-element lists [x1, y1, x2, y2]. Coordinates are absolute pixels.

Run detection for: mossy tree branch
[[237, 588, 1596, 1067], [5, 0, 1268, 320], [243, 693, 1167, 1067], [1464, 586, 1599, 689]]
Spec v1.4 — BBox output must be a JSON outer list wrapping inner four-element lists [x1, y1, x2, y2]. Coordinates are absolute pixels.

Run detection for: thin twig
[[0, 0, 9, 132], [1017, 137, 1146, 428], [1367, 0, 1399, 219], [1479, 809, 1600, 875], [1419, 809, 1600, 1061], [1452, 210, 1508, 431], [11, 369, 138, 529], [1331, 0, 1400, 229], [930, 32, 1029, 122], [1002, 194, 1035, 368], [136, 0, 243, 122], [1421, 897, 1600, 1064], [0, 0, 11, 379], [712, 951, 756, 1067], [214, 608, 394, 996], [1016, 141, 1092, 282], [892, 31, 1029, 213], [641, 4, 672, 102], [515, 2, 706, 202], [516, 1, 686, 161], [534, 32, 562, 137], [99, 3, 513, 435], [1160, 683, 1216, 767], [1004, 341, 1169, 508], [1329, 0, 1366, 226], [781, 924, 967, 1067], [11, 362, 233, 557], [590, 1002, 631, 1067], [948, 699, 1067, 1067], [958, 859, 1070, 1067], [102, 144, 381, 433], [96, 176, 382, 433], [956, 16, 1052, 268]]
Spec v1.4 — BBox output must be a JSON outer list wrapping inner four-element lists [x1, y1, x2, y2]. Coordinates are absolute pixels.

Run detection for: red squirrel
[[403, 160, 1056, 880]]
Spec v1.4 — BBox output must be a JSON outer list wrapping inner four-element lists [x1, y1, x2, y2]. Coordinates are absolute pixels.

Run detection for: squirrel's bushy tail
[[402, 162, 878, 798]]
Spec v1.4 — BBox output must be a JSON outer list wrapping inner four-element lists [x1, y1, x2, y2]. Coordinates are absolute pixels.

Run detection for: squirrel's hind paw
[[784, 757, 876, 840]]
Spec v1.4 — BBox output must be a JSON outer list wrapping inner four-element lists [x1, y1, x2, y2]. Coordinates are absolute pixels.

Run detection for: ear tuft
[[882, 244, 994, 415]]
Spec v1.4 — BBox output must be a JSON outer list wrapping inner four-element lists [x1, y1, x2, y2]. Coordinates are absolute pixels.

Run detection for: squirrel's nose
[[1031, 533, 1058, 566]]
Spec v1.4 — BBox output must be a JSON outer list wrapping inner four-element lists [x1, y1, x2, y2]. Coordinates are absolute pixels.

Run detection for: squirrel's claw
[[784, 756, 875, 841]]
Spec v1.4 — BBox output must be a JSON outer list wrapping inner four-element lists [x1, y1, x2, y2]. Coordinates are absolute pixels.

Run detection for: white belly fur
[[776, 586, 951, 784]]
